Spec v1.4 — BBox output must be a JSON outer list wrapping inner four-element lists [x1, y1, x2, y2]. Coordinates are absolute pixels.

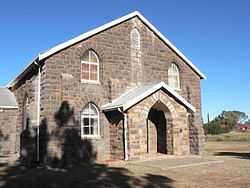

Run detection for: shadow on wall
[[0, 130, 9, 156], [19, 101, 96, 167]]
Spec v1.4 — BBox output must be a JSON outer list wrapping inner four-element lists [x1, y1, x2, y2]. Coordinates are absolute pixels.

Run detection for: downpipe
[[34, 61, 41, 162], [118, 108, 128, 161]]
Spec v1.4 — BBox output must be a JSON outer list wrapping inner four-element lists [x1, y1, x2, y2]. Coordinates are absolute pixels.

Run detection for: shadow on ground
[[215, 152, 250, 159], [0, 162, 174, 188]]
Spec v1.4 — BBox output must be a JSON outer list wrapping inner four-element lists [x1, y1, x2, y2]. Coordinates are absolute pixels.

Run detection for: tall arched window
[[81, 103, 99, 137], [22, 95, 29, 130], [168, 63, 180, 90], [130, 28, 140, 50], [81, 50, 99, 83]]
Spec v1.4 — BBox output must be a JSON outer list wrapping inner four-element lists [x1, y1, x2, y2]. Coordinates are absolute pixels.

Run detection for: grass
[[0, 136, 250, 187], [205, 131, 250, 142]]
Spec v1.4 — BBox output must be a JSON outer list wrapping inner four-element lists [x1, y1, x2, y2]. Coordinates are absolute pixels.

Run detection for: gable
[[7, 11, 206, 88], [101, 81, 196, 112]]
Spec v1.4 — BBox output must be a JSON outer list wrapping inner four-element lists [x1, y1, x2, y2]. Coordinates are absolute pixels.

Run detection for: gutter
[[34, 61, 41, 162], [118, 108, 128, 161]]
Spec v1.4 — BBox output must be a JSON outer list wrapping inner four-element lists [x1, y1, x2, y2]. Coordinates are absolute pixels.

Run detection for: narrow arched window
[[130, 28, 140, 50], [22, 95, 29, 130], [81, 50, 99, 83], [168, 63, 180, 89], [81, 103, 99, 137]]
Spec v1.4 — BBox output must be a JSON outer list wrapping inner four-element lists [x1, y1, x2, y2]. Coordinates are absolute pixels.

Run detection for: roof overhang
[[101, 81, 196, 113], [7, 11, 206, 88]]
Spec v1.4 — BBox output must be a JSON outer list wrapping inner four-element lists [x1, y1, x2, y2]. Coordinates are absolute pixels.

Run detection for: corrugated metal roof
[[0, 87, 18, 108], [239, 124, 250, 128], [101, 81, 196, 112]]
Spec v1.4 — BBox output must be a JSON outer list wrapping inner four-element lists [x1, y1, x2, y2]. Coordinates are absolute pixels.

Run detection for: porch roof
[[101, 81, 196, 112], [0, 87, 18, 109]]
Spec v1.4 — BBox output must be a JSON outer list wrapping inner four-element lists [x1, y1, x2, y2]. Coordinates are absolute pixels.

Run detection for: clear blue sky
[[0, 0, 249, 122]]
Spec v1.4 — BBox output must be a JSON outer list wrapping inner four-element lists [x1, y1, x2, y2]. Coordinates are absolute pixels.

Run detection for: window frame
[[80, 50, 100, 84], [168, 63, 181, 90], [81, 103, 100, 138], [130, 28, 140, 50]]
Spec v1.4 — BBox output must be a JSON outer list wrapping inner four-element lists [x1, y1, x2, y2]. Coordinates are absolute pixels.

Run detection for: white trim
[[81, 103, 100, 137], [81, 135, 101, 139], [123, 82, 196, 112], [7, 56, 39, 88], [80, 50, 99, 83], [80, 79, 101, 85], [0, 106, 18, 109], [102, 105, 123, 111], [7, 11, 206, 88], [101, 81, 196, 112]]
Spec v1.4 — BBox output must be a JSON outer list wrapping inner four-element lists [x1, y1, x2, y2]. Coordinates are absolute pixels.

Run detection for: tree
[[245, 118, 250, 125], [220, 111, 248, 125], [203, 110, 249, 135]]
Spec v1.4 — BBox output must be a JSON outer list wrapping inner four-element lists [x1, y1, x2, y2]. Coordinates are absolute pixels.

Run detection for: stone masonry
[[0, 108, 18, 156], [4, 13, 205, 162]]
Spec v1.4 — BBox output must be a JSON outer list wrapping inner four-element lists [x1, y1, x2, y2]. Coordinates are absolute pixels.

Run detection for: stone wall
[[10, 15, 204, 161], [12, 70, 39, 157], [0, 108, 18, 156], [39, 16, 204, 157], [127, 90, 190, 161]]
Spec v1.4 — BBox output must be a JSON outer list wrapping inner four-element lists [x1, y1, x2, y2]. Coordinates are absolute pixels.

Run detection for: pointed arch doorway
[[146, 100, 173, 155]]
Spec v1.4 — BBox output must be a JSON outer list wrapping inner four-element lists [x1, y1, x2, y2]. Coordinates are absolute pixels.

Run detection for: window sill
[[173, 88, 182, 92], [81, 79, 101, 85], [81, 135, 101, 139]]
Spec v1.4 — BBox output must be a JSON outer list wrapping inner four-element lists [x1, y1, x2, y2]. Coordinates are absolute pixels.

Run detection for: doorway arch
[[147, 100, 173, 155]]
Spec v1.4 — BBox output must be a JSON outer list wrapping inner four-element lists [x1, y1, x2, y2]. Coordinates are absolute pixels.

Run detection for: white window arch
[[81, 103, 99, 137], [81, 50, 99, 83], [168, 63, 180, 90], [130, 28, 140, 50]]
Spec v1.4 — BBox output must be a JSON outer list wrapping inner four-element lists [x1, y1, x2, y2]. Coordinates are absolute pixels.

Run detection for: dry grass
[[0, 141, 250, 187], [123, 141, 250, 187], [205, 131, 250, 142]]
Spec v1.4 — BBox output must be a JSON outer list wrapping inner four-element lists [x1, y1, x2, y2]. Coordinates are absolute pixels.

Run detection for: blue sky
[[0, 0, 249, 122]]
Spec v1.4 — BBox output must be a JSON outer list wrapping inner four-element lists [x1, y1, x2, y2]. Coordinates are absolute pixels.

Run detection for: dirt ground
[[0, 141, 249, 188]]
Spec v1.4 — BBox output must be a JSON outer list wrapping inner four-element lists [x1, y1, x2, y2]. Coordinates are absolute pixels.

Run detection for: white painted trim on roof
[[101, 105, 123, 111], [7, 56, 39, 88], [0, 106, 18, 109], [123, 81, 196, 112], [38, 11, 206, 79], [102, 81, 196, 112], [135, 12, 207, 80], [7, 11, 206, 88], [38, 11, 139, 61]]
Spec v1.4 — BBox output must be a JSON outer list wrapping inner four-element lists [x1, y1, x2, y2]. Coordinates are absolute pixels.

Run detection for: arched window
[[130, 28, 140, 50], [81, 103, 99, 137], [81, 50, 99, 83], [168, 63, 180, 89], [22, 95, 29, 130]]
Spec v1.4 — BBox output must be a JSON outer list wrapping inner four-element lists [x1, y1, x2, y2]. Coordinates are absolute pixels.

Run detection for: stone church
[[0, 11, 206, 163]]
